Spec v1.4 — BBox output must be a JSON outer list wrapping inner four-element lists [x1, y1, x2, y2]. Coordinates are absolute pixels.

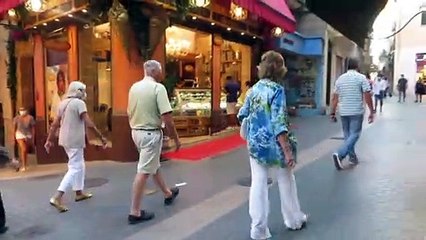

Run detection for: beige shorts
[[131, 130, 163, 174], [226, 102, 237, 114]]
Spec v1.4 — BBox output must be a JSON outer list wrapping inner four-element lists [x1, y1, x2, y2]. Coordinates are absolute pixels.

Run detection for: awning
[[233, 0, 296, 32], [306, 0, 387, 47], [0, 0, 24, 15]]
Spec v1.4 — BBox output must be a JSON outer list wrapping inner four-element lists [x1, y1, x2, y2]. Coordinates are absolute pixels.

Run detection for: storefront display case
[[171, 88, 243, 137], [171, 88, 213, 137]]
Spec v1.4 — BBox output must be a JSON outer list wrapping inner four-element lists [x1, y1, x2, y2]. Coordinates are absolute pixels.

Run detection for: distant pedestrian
[[397, 74, 408, 102], [127, 60, 180, 225], [383, 77, 391, 98], [45, 81, 108, 213], [415, 78, 424, 103], [373, 77, 386, 113], [13, 107, 35, 171], [241, 80, 254, 102], [224, 76, 241, 115], [238, 51, 307, 240], [330, 58, 374, 170], [0, 146, 19, 235]]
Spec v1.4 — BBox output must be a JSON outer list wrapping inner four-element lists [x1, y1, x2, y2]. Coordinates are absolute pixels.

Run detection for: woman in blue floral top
[[238, 51, 307, 240]]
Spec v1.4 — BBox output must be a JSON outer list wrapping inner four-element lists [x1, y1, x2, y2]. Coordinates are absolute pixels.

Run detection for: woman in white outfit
[[238, 51, 307, 240], [45, 81, 107, 213]]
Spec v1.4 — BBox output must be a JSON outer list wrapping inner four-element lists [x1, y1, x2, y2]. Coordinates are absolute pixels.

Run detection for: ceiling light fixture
[[227, 27, 231, 31], [189, 0, 210, 8], [230, 2, 248, 21], [211, 22, 215, 26], [25, 0, 44, 12], [82, 9, 88, 13], [42, 23, 47, 26], [68, 14, 73, 17], [7, 9, 16, 17], [241, 32, 245, 35], [55, 18, 60, 22], [271, 27, 285, 37], [192, 16, 197, 20]]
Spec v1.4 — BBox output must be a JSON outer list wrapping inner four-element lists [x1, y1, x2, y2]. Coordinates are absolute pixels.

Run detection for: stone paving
[[2, 99, 425, 239]]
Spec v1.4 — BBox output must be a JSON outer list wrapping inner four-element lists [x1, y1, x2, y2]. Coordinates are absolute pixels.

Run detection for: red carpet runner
[[163, 134, 246, 161]]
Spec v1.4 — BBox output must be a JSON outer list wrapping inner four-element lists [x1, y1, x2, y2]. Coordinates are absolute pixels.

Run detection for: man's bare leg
[[153, 170, 172, 198], [130, 173, 149, 216], [153, 170, 180, 205]]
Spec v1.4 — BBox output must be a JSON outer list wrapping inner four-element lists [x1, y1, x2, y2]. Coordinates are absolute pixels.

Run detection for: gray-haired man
[[127, 60, 181, 224]]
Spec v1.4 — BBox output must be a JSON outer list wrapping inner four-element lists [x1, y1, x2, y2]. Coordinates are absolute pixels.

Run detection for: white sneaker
[[333, 153, 343, 170]]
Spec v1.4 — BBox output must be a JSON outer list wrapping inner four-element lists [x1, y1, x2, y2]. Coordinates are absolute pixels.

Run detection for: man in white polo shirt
[[127, 60, 181, 224], [330, 59, 374, 170]]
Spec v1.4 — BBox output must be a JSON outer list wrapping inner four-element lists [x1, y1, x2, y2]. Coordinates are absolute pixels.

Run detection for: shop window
[[284, 55, 318, 109], [165, 25, 213, 137], [220, 40, 252, 109], [79, 22, 112, 145], [45, 30, 69, 131]]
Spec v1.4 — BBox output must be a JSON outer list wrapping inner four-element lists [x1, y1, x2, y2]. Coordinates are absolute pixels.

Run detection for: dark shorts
[[375, 92, 384, 100]]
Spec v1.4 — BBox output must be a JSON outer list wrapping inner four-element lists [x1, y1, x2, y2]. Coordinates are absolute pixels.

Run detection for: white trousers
[[57, 148, 85, 192], [249, 157, 306, 240]]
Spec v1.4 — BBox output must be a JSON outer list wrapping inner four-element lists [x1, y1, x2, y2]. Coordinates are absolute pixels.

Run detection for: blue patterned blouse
[[238, 79, 297, 168]]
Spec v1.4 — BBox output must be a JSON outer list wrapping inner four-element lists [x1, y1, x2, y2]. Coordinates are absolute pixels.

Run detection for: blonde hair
[[257, 50, 288, 82]]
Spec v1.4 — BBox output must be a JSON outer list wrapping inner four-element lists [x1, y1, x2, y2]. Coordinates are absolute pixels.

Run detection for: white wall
[[394, 0, 426, 93]]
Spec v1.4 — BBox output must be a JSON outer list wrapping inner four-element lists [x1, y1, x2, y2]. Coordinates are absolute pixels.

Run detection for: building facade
[[0, 0, 296, 164], [273, 7, 365, 116], [393, 0, 426, 93]]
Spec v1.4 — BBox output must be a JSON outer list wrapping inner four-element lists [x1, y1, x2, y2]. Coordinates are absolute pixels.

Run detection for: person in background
[[415, 77, 424, 103], [127, 60, 180, 225], [241, 80, 254, 102], [224, 76, 241, 115], [331, 58, 374, 170], [383, 77, 391, 98], [0, 147, 20, 234], [372, 76, 386, 113], [397, 74, 408, 103], [45, 81, 108, 213], [238, 51, 307, 240], [13, 107, 36, 171]]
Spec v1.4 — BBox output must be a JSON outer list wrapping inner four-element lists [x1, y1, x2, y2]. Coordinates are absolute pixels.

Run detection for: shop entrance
[[165, 25, 252, 141]]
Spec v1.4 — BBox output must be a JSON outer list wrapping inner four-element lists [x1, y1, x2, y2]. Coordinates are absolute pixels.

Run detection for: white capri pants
[[57, 148, 85, 192]]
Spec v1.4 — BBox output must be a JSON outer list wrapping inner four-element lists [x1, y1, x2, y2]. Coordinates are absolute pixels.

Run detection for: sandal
[[75, 192, 93, 202], [49, 198, 69, 213]]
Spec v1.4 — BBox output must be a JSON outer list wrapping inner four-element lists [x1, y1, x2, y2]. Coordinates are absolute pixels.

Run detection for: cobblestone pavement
[[2, 99, 424, 240]]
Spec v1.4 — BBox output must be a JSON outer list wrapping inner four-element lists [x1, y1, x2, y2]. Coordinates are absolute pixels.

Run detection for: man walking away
[[398, 74, 408, 103], [127, 60, 180, 225], [330, 59, 374, 170], [373, 76, 386, 113]]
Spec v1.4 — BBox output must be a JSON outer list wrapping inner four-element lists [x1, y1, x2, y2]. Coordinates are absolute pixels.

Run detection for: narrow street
[[1, 99, 426, 240]]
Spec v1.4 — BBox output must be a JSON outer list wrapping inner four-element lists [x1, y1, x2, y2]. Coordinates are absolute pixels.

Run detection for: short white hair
[[66, 81, 86, 99], [144, 60, 162, 77]]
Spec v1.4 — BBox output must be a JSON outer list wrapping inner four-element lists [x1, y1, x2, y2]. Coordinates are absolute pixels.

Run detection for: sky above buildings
[[370, 0, 397, 66]]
